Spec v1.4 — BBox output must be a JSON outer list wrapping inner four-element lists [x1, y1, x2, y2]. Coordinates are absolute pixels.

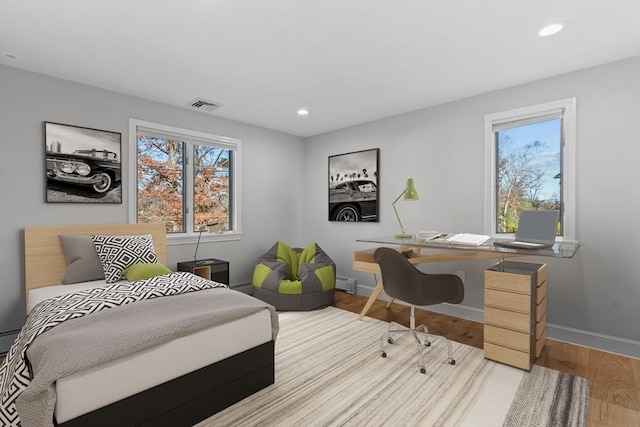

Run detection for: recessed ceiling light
[[297, 109, 309, 116], [538, 23, 565, 37]]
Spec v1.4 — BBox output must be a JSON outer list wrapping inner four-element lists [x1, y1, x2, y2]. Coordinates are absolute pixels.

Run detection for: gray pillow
[[59, 235, 105, 284]]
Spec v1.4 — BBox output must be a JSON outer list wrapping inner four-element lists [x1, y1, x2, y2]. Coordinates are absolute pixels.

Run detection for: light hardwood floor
[[332, 291, 640, 427]]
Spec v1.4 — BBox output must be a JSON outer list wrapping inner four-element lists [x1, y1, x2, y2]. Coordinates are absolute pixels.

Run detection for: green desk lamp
[[392, 178, 419, 239]]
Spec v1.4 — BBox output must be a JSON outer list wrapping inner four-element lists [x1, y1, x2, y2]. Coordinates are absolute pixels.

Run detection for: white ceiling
[[1, 1, 639, 137]]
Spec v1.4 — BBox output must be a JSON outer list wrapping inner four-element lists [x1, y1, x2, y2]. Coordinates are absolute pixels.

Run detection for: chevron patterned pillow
[[91, 234, 159, 283]]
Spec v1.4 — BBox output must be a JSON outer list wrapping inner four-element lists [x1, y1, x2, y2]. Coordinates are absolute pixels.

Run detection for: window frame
[[483, 98, 576, 242], [128, 118, 242, 245]]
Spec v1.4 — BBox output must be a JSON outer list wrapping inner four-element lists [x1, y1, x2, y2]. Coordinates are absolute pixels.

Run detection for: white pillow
[[91, 234, 158, 283]]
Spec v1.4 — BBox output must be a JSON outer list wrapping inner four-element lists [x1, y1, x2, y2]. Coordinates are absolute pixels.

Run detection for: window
[[484, 98, 576, 241], [129, 119, 241, 242]]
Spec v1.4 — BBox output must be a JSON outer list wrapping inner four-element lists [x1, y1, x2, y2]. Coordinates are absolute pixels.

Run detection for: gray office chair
[[373, 247, 464, 374]]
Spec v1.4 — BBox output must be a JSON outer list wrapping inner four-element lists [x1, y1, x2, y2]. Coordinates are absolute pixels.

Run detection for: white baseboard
[[356, 284, 640, 359]]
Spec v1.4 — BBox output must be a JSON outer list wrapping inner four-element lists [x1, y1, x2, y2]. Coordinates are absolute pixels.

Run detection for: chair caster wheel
[[420, 367, 426, 374], [448, 359, 456, 365], [381, 352, 387, 358], [387, 338, 394, 344]]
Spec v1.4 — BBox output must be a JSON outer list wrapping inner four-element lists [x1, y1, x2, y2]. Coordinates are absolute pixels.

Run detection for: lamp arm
[[194, 229, 203, 261], [392, 190, 407, 235], [392, 189, 406, 205]]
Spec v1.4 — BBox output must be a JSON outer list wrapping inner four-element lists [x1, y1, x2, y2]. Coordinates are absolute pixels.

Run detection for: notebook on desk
[[493, 210, 559, 249]]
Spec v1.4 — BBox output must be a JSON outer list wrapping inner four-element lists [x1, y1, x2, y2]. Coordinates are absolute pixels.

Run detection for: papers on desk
[[416, 231, 441, 240], [445, 233, 491, 246], [415, 231, 490, 246]]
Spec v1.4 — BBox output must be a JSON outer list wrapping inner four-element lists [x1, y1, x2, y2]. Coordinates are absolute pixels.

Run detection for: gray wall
[[1, 57, 639, 357], [304, 57, 640, 357], [0, 65, 306, 351]]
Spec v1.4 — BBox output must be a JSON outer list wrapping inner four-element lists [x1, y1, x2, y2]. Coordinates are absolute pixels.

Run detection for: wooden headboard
[[24, 223, 167, 294]]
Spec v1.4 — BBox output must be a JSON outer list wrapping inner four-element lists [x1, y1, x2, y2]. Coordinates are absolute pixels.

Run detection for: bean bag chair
[[252, 241, 336, 310]]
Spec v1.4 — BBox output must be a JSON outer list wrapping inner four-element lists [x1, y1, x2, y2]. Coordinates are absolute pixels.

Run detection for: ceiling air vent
[[187, 98, 223, 112]]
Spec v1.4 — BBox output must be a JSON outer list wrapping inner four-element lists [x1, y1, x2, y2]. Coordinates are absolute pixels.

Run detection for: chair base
[[379, 306, 456, 374]]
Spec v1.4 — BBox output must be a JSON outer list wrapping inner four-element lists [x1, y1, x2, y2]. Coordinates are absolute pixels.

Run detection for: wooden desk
[[353, 235, 578, 320], [353, 246, 515, 320], [353, 236, 578, 370]]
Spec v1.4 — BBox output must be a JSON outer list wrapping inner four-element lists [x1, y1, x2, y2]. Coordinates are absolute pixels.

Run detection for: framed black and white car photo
[[45, 122, 122, 203], [328, 148, 379, 222]]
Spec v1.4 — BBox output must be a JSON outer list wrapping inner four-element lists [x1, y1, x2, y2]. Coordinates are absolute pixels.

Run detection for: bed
[[1, 223, 278, 427]]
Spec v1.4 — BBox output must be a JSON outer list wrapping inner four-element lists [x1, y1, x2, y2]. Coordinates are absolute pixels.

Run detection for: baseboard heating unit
[[336, 276, 357, 294]]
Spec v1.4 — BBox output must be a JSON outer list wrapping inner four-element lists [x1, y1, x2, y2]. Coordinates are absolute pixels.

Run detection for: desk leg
[[357, 278, 384, 320]]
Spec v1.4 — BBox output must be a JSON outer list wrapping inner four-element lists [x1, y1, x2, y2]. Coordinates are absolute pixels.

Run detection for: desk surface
[[353, 235, 578, 322], [356, 235, 579, 258]]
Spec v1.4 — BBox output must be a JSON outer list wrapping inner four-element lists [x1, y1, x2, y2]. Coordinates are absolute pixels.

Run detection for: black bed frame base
[[56, 340, 275, 427]]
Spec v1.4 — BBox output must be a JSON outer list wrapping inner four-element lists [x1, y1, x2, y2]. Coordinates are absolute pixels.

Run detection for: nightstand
[[177, 259, 229, 285]]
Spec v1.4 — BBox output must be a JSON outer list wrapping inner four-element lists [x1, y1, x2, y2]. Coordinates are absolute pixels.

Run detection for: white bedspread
[[27, 279, 116, 314]]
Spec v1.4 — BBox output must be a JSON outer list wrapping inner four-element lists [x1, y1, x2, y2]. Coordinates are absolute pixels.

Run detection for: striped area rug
[[198, 306, 589, 427]]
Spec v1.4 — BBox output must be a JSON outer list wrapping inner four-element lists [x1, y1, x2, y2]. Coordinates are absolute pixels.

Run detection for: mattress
[[27, 279, 116, 314], [27, 282, 273, 423]]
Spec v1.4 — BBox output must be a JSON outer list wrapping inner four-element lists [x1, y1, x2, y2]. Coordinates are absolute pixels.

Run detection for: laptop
[[493, 210, 559, 249]]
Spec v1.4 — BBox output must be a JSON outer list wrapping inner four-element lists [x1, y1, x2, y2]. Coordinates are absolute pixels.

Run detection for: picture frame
[[45, 122, 122, 203], [328, 148, 379, 222]]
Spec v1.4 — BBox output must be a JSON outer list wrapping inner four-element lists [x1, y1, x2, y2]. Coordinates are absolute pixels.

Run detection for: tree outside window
[[484, 98, 576, 241], [137, 136, 231, 233], [137, 137, 185, 231], [129, 119, 240, 238], [496, 118, 562, 234], [193, 145, 230, 231]]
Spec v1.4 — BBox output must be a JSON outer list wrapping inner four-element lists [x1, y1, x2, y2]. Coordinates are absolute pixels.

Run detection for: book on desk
[[445, 233, 491, 246]]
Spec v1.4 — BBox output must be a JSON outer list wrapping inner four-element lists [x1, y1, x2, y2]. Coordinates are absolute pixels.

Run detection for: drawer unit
[[484, 324, 530, 352], [484, 261, 547, 371], [484, 307, 530, 333], [484, 342, 532, 371], [536, 280, 547, 305], [536, 296, 547, 322], [485, 288, 531, 313]]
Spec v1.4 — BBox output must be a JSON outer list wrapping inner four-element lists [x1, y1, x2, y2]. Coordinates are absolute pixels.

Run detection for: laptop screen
[[516, 210, 559, 243]]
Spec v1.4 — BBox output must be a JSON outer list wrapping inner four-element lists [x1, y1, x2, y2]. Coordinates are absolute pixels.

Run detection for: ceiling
[[1, 1, 639, 137]]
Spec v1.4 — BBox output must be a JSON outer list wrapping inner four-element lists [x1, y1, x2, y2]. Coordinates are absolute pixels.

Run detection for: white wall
[[304, 57, 640, 357], [0, 65, 306, 351]]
